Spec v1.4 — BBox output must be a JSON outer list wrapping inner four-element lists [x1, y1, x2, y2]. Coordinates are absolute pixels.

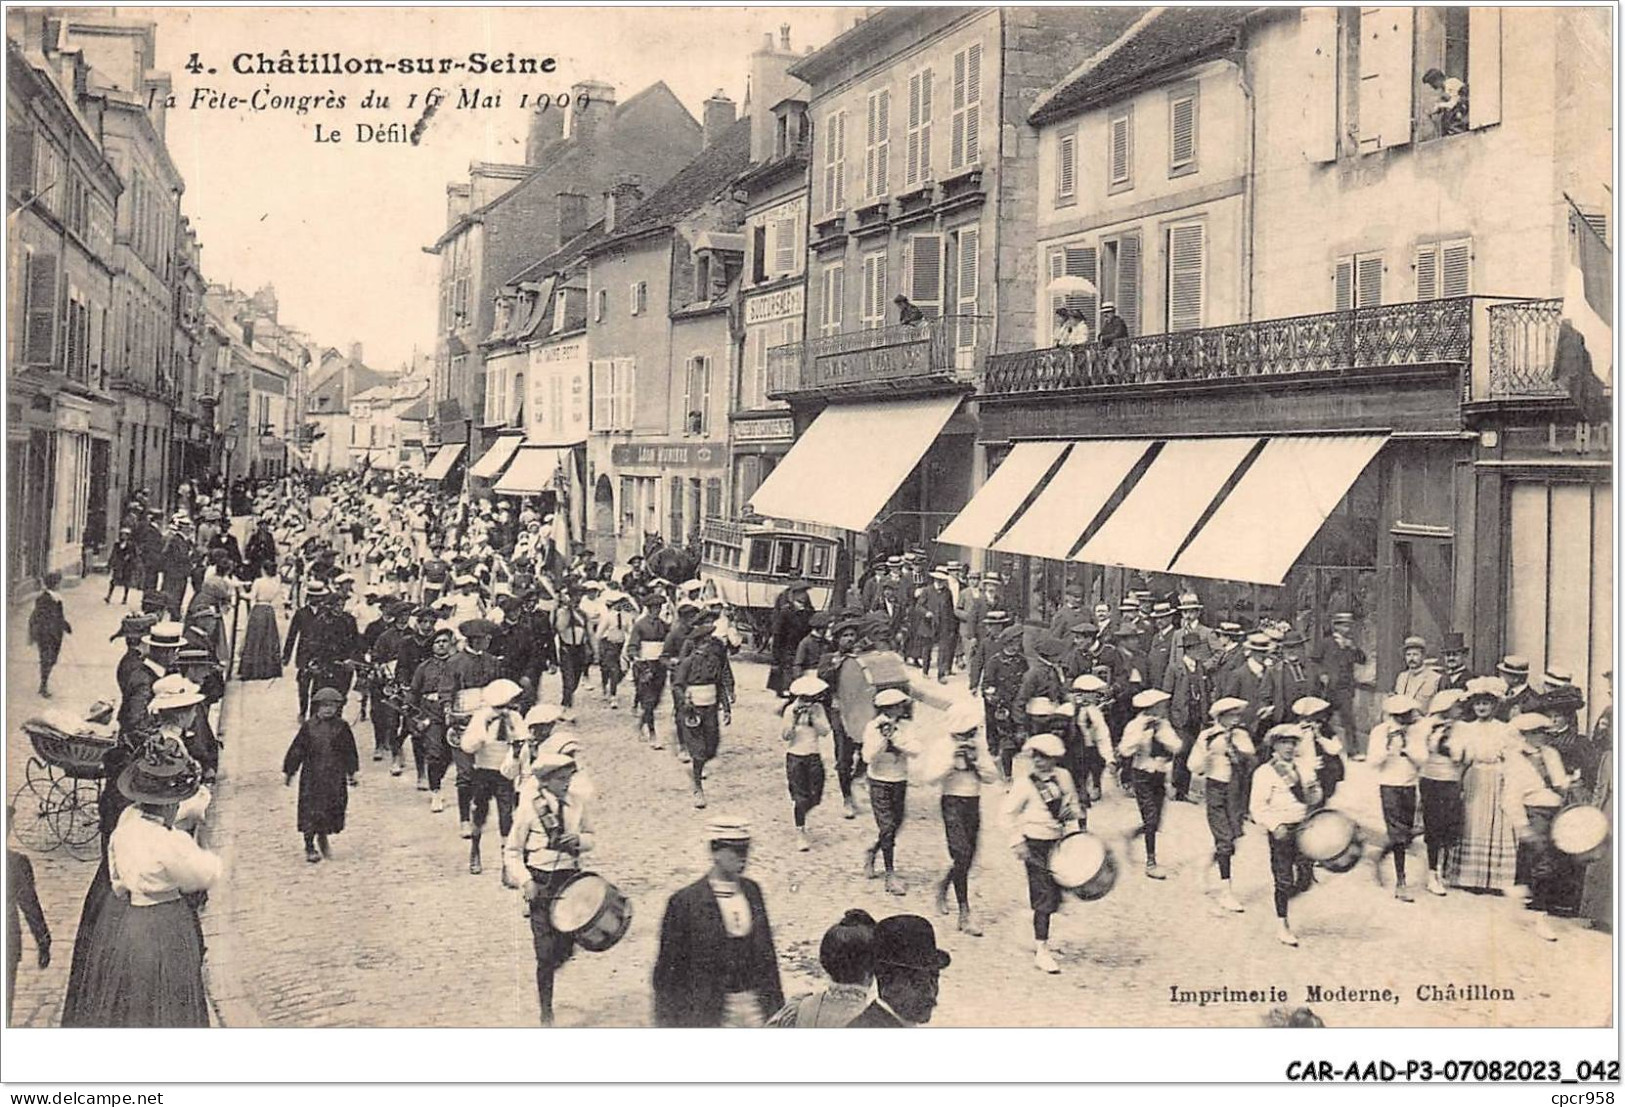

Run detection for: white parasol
[[1047, 275, 1099, 296]]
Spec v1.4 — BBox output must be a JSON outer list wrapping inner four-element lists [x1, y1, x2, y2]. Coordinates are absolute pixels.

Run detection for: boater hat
[[142, 621, 187, 650], [149, 674, 206, 712], [705, 815, 752, 843]]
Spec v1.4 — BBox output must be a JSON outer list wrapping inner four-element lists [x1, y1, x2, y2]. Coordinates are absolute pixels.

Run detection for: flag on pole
[[1555, 207, 1613, 421]]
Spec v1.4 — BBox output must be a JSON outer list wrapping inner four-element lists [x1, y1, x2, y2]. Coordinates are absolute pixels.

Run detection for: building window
[[695, 252, 713, 301], [594, 287, 607, 322], [1414, 7, 1500, 140], [906, 67, 934, 187], [750, 224, 768, 284], [1166, 222, 1205, 332], [1055, 129, 1078, 204], [952, 226, 980, 356], [1169, 87, 1198, 175], [553, 292, 567, 333], [629, 281, 647, 315], [907, 233, 944, 318], [1049, 244, 1097, 340], [864, 88, 891, 199], [861, 251, 887, 329], [950, 43, 981, 170], [705, 478, 723, 522], [820, 262, 844, 336], [683, 355, 712, 436], [1100, 231, 1142, 340], [1414, 238, 1470, 300], [774, 211, 797, 275], [21, 249, 57, 366], [590, 356, 635, 432], [1108, 107, 1133, 191], [1334, 251, 1384, 311], [821, 110, 847, 215]]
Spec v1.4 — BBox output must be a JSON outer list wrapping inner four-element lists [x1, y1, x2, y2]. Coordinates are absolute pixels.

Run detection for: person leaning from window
[[893, 294, 926, 328], [1423, 68, 1469, 137]]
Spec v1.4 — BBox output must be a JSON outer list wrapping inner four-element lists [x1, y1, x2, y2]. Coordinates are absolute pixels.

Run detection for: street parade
[[6, 464, 1614, 1029]]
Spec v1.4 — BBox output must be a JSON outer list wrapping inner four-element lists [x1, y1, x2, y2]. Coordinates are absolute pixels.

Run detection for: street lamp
[[223, 419, 239, 486]]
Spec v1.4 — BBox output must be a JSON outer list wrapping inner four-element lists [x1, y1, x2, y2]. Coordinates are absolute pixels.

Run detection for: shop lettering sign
[[610, 441, 726, 469]]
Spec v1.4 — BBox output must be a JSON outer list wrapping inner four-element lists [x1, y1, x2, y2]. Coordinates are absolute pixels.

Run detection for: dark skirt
[[239, 604, 283, 681], [60, 862, 115, 1027], [65, 896, 208, 1027], [786, 753, 825, 811]]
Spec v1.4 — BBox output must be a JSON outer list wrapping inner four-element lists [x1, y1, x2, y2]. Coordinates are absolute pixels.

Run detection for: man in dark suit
[[1496, 656, 1539, 720], [1219, 632, 1285, 811], [1316, 612, 1366, 756], [134, 509, 165, 595], [157, 516, 196, 619], [1436, 631, 1474, 694], [653, 817, 784, 1027], [847, 914, 950, 1028], [1276, 630, 1320, 713], [27, 572, 71, 697]]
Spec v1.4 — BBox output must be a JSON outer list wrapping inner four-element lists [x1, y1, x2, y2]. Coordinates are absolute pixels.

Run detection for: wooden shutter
[[830, 264, 844, 329], [1467, 8, 1501, 129], [774, 216, 796, 274], [23, 251, 57, 365], [8, 125, 34, 198], [875, 90, 890, 195], [863, 253, 886, 326], [1064, 245, 1098, 326], [1415, 243, 1439, 301], [1056, 132, 1076, 199], [1117, 231, 1142, 338], [866, 93, 880, 197], [909, 233, 944, 315], [955, 227, 979, 349], [907, 69, 933, 185], [1170, 94, 1196, 169], [617, 356, 636, 430], [1358, 8, 1415, 150], [1300, 8, 1340, 161], [1356, 254, 1384, 307], [591, 359, 611, 429], [823, 114, 838, 214], [835, 112, 847, 211], [1440, 239, 1471, 297], [1109, 112, 1132, 184], [1167, 225, 1204, 332], [1334, 257, 1354, 311], [963, 43, 981, 166], [700, 356, 712, 433], [1048, 248, 1067, 335]]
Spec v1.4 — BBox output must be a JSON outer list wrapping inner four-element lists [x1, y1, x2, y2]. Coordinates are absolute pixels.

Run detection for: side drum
[[1551, 805, 1611, 865], [1297, 809, 1362, 873], [550, 872, 633, 953], [1049, 832, 1118, 901]]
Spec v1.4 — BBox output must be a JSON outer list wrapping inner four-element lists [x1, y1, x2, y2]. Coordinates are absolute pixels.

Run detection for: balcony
[[766, 314, 991, 402], [984, 297, 1474, 395], [1487, 298, 1568, 399]]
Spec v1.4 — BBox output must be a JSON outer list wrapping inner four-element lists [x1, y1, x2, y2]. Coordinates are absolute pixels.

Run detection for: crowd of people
[[14, 461, 1613, 1027]]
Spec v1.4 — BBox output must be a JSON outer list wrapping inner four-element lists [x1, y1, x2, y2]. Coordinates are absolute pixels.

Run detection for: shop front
[[608, 439, 729, 564], [729, 412, 795, 515]]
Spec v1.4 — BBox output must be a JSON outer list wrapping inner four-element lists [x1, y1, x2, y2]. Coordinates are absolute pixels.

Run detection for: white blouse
[[108, 806, 222, 906], [249, 577, 283, 605]]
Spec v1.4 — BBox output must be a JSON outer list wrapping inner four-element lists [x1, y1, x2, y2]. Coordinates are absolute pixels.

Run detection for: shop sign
[[745, 286, 804, 325], [733, 416, 794, 443], [610, 441, 727, 469]]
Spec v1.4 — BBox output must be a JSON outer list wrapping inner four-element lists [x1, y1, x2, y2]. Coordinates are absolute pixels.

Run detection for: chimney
[[603, 176, 643, 235], [780, 24, 792, 51], [703, 90, 736, 147], [557, 192, 588, 244], [525, 105, 565, 165], [349, 342, 364, 365], [567, 81, 617, 145]]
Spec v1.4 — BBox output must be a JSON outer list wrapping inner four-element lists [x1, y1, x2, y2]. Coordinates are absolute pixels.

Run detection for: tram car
[[698, 517, 838, 648]]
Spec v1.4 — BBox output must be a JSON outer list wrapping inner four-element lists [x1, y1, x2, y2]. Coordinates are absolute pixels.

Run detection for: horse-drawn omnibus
[[698, 516, 840, 647]]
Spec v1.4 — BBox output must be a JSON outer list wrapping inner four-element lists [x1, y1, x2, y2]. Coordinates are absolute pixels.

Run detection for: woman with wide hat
[[282, 687, 360, 863], [62, 732, 220, 1026], [1443, 676, 1520, 893]]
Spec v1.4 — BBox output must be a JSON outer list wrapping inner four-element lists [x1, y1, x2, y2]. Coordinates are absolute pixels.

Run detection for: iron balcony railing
[[766, 314, 991, 399], [1487, 298, 1568, 398], [983, 297, 1475, 395]]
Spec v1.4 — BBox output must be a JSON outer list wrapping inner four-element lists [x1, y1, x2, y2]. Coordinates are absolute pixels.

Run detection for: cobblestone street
[[7, 576, 1613, 1028]]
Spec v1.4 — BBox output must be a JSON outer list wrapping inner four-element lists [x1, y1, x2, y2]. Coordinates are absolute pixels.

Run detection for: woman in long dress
[[239, 560, 285, 681], [63, 732, 220, 1027], [1443, 677, 1520, 892]]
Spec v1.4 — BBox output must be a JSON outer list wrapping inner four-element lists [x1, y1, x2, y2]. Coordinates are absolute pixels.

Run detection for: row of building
[[415, 6, 1609, 715], [5, 11, 390, 592]]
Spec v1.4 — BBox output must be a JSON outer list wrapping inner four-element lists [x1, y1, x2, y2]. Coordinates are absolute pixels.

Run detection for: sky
[[133, 6, 853, 371]]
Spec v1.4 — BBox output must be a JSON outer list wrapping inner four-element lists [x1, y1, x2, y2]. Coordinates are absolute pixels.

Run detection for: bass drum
[[834, 650, 912, 738]]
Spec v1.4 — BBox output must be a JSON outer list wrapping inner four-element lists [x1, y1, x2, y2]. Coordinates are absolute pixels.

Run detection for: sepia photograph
[[0, 0, 1618, 1087]]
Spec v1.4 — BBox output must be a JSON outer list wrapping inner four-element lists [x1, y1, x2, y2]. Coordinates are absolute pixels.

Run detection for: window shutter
[[919, 69, 933, 182], [591, 360, 611, 429], [1110, 113, 1131, 184], [1167, 225, 1204, 332], [866, 93, 879, 197], [24, 251, 58, 365], [1063, 245, 1098, 326], [877, 90, 890, 193], [1334, 257, 1354, 311], [963, 45, 981, 166], [1048, 248, 1068, 326], [955, 227, 979, 349], [1356, 255, 1384, 307], [1170, 95, 1196, 168], [1056, 133, 1076, 199], [823, 116, 838, 214], [775, 216, 796, 273], [1357, 7, 1415, 149], [8, 125, 35, 198], [1300, 8, 1339, 162], [1440, 240, 1471, 297], [909, 233, 944, 314], [907, 73, 922, 184], [1467, 8, 1501, 129], [835, 113, 847, 211], [700, 356, 712, 432], [1117, 231, 1142, 338], [618, 356, 636, 430], [1415, 244, 1439, 301]]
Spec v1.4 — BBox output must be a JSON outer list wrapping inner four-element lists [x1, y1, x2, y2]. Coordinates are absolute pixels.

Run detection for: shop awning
[[422, 443, 465, 482], [993, 439, 1153, 560], [469, 434, 526, 480], [1169, 434, 1387, 585], [494, 446, 569, 495], [936, 441, 1068, 549], [747, 394, 961, 532], [1073, 437, 1259, 572]]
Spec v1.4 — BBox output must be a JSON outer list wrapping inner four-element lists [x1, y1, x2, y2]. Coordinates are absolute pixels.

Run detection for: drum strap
[[1033, 773, 1067, 823]]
